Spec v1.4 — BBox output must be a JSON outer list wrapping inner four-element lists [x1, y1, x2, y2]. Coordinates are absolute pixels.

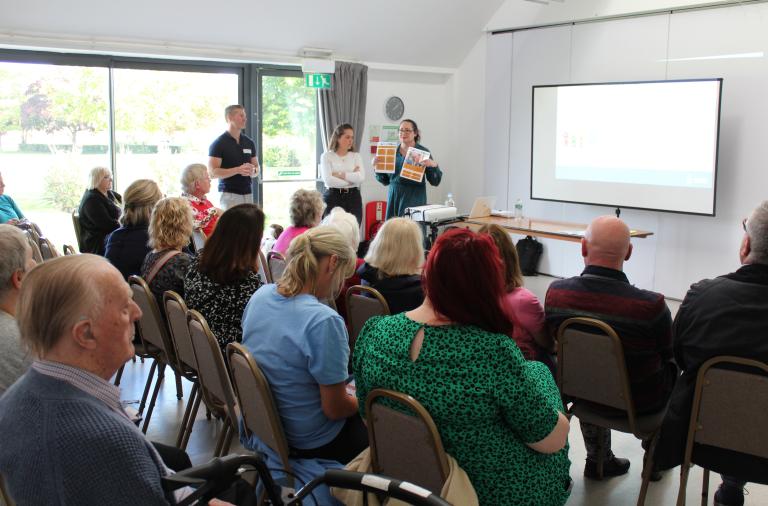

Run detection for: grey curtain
[[318, 61, 368, 152]]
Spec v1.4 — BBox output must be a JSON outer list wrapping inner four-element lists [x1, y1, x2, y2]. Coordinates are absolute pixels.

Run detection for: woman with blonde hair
[[140, 197, 193, 303], [242, 226, 368, 464], [180, 162, 220, 237], [479, 223, 554, 367], [357, 217, 424, 314], [78, 166, 122, 255], [105, 179, 162, 279], [271, 189, 324, 255]]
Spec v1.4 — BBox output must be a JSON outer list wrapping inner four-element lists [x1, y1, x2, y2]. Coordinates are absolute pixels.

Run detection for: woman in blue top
[[0, 171, 25, 225], [374, 119, 443, 219], [241, 226, 368, 464]]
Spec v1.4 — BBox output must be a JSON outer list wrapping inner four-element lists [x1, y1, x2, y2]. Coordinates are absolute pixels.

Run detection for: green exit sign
[[305, 73, 332, 89]]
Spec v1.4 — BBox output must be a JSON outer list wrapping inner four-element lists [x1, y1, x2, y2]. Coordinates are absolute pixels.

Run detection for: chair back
[[346, 285, 390, 351], [227, 343, 292, 478], [257, 250, 272, 284], [71, 210, 83, 252], [38, 236, 58, 260], [128, 276, 177, 365], [267, 251, 286, 283], [366, 389, 449, 495], [163, 291, 197, 374], [187, 310, 238, 419], [23, 231, 43, 263], [557, 317, 637, 418], [191, 229, 206, 252], [684, 356, 768, 462], [62, 244, 76, 255]]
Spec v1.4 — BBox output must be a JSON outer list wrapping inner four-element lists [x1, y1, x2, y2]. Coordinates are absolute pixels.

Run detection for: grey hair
[[180, 163, 208, 194], [88, 166, 111, 190], [0, 224, 30, 299], [746, 200, 768, 264], [289, 189, 324, 228], [321, 207, 359, 250]]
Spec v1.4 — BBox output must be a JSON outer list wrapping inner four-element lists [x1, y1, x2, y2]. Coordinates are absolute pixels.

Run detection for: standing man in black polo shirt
[[208, 104, 260, 210]]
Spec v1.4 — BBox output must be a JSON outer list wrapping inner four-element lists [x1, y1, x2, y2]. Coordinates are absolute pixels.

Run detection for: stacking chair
[[191, 229, 206, 252], [266, 251, 286, 283], [365, 389, 449, 495], [71, 210, 83, 252], [128, 276, 184, 434], [676, 356, 768, 506], [187, 309, 239, 457], [227, 343, 293, 489], [164, 290, 207, 450], [62, 244, 76, 255], [345, 285, 390, 353], [23, 231, 43, 263], [257, 250, 272, 284], [38, 236, 58, 260], [557, 317, 666, 506]]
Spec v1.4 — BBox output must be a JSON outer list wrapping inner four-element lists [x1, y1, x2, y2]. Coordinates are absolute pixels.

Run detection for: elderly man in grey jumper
[[0, 224, 35, 395]]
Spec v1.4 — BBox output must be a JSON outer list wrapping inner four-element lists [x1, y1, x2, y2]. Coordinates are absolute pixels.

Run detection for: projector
[[405, 204, 457, 223]]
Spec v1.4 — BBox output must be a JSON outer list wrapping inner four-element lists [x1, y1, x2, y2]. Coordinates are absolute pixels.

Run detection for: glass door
[[257, 70, 319, 226]]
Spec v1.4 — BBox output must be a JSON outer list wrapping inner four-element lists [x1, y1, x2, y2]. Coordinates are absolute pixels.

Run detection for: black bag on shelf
[[516, 235, 543, 276]]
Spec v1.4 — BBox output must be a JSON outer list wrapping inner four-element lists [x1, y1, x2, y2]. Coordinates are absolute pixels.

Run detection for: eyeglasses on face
[[399, 129, 414, 133], [742, 218, 748, 231]]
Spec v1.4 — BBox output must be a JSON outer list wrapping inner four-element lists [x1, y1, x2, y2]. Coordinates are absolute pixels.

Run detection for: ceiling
[[0, 0, 509, 69]]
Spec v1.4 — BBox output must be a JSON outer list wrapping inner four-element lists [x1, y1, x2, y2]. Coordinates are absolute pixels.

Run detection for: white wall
[[484, 2, 768, 299]]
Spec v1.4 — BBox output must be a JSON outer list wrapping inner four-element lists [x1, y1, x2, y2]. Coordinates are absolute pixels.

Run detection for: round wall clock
[[385, 96, 405, 121]]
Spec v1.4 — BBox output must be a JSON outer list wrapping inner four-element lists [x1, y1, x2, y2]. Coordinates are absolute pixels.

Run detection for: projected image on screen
[[531, 79, 722, 215]]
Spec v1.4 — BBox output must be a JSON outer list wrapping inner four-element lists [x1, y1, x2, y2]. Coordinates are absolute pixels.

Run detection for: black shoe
[[648, 469, 663, 482], [714, 484, 744, 506], [584, 456, 631, 480]]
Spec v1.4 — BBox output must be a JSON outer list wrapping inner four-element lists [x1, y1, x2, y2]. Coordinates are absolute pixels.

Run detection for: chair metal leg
[[700, 468, 710, 506], [176, 382, 199, 448], [213, 423, 230, 457], [138, 360, 158, 415], [114, 364, 125, 386], [141, 363, 166, 434], [220, 422, 235, 456], [180, 388, 202, 450], [175, 372, 183, 400], [677, 464, 691, 506], [637, 433, 660, 506]]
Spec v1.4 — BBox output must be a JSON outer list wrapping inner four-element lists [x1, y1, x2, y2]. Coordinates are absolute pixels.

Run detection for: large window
[[0, 61, 110, 250], [260, 73, 320, 225]]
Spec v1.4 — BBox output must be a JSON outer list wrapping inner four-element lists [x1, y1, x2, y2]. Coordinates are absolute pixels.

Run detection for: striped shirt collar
[[32, 360, 129, 420]]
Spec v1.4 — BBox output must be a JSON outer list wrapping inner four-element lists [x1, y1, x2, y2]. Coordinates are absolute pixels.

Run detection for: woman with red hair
[[353, 228, 571, 505]]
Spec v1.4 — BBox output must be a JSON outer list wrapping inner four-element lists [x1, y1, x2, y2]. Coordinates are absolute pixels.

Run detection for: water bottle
[[445, 193, 456, 208], [514, 198, 523, 219]]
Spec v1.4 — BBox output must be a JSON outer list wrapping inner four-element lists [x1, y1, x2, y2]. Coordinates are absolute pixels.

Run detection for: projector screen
[[531, 79, 722, 215]]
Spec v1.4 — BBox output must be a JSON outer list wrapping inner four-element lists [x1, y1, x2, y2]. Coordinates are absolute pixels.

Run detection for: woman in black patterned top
[[141, 197, 194, 305], [184, 204, 265, 354]]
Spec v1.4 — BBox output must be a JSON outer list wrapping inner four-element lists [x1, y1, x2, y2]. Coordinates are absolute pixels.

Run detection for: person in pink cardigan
[[272, 189, 325, 255], [479, 224, 555, 373]]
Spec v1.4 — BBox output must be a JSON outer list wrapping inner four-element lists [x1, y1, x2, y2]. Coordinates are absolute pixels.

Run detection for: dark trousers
[[290, 413, 368, 464], [323, 187, 363, 226]]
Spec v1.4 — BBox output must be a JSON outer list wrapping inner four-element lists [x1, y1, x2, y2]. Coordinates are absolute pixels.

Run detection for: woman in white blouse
[[320, 123, 364, 224]]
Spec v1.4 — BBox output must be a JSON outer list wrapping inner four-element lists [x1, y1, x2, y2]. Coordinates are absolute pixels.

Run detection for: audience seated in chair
[[0, 224, 36, 395], [655, 200, 768, 506], [0, 255, 242, 505], [260, 223, 284, 256], [0, 171, 26, 226], [354, 228, 571, 505], [78, 166, 123, 255], [181, 163, 221, 238], [271, 188, 324, 255], [356, 217, 425, 315], [242, 226, 368, 465], [479, 223, 555, 371], [545, 215, 676, 480], [322, 207, 363, 319], [185, 204, 265, 355], [141, 197, 194, 305], [105, 179, 163, 279]]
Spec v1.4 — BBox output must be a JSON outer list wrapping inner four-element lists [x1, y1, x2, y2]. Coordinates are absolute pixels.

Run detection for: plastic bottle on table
[[445, 193, 456, 208], [514, 198, 523, 220]]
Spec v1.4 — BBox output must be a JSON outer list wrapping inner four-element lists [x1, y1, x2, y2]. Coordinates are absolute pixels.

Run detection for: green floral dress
[[353, 313, 571, 506]]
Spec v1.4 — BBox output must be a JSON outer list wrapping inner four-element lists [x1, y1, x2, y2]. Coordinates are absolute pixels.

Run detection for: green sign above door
[[304, 73, 332, 89]]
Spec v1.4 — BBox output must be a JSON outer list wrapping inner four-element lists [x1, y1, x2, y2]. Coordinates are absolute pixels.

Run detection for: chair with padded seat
[[345, 285, 390, 353], [365, 388, 449, 496], [257, 249, 272, 284], [187, 309, 239, 457], [128, 276, 184, 434], [266, 251, 286, 283], [71, 210, 83, 252], [676, 356, 768, 506], [226, 342, 293, 489], [557, 317, 667, 506]]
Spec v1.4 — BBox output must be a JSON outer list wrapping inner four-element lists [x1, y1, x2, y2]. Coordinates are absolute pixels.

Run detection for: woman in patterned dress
[[354, 228, 572, 505]]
